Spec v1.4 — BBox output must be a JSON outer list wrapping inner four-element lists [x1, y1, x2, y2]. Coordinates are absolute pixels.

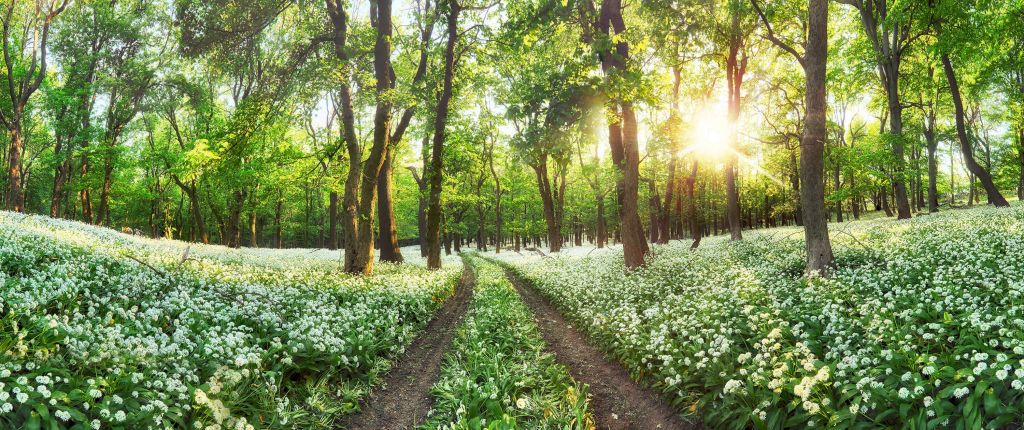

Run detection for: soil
[[504, 268, 698, 430], [338, 263, 475, 430]]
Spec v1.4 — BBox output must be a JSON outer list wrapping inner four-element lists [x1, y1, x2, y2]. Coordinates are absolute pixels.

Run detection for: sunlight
[[682, 109, 731, 160]]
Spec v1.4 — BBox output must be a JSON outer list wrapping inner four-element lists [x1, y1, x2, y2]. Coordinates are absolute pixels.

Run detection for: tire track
[[338, 262, 474, 430], [503, 267, 696, 430]]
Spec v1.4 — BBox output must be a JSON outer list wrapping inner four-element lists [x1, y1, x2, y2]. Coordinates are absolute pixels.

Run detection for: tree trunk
[[799, 0, 834, 274], [597, 0, 649, 269], [687, 160, 702, 249], [725, 17, 746, 241], [647, 179, 661, 243], [1018, 128, 1024, 201], [489, 140, 503, 254], [533, 159, 562, 253], [941, 53, 1009, 207], [425, 2, 460, 269], [925, 117, 939, 213], [5, 127, 25, 212], [96, 144, 116, 226], [328, 191, 338, 249], [377, 144, 403, 262]]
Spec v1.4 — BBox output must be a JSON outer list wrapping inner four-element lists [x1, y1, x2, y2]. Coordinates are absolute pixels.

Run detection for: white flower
[[723, 379, 743, 394], [55, 410, 71, 421]]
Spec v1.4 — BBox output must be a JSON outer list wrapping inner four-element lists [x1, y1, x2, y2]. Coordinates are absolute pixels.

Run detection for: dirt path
[[504, 268, 696, 430], [338, 263, 474, 430]]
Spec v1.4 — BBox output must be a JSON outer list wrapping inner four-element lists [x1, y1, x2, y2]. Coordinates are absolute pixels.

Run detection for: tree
[[751, 0, 834, 273], [425, 0, 462, 269], [837, 0, 931, 219], [931, 0, 1009, 208], [590, 0, 650, 269], [1, 0, 69, 212]]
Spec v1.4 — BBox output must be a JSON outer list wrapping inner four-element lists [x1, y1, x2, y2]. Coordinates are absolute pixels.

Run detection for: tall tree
[[752, 0, 834, 273], [425, 0, 462, 269], [837, 0, 929, 219], [1, 0, 69, 212], [593, 0, 650, 268]]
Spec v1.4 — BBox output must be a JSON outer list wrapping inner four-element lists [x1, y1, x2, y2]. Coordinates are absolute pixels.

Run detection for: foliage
[[0, 212, 460, 429], [500, 205, 1024, 428], [423, 255, 593, 429]]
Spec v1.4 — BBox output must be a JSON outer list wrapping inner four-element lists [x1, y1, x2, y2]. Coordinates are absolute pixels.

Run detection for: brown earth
[[338, 263, 474, 430], [504, 267, 698, 430]]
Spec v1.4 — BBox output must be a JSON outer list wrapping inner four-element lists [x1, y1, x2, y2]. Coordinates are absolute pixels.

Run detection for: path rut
[[338, 263, 474, 430], [504, 268, 696, 430]]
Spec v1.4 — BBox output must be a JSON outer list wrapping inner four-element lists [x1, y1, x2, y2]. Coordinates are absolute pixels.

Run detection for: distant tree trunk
[[924, 107, 940, 213], [224, 188, 246, 248], [595, 196, 607, 248], [660, 65, 681, 244], [881, 186, 893, 216], [532, 157, 562, 253], [249, 209, 258, 247], [789, 147, 802, 225], [725, 15, 746, 241], [273, 194, 283, 248], [647, 179, 661, 243], [833, 162, 842, 222], [475, 166, 487, 252], [687, 161, 702, 249], [425, 1, 460, 269], [488, 138, 503, 253], [172, 175, 208, 244], [328, 191, 338, 249], [1018, 128, 1024, 201], [96, 146, 116, 226], [408, 163, 428, 257], [941, 53, 1009, 207]]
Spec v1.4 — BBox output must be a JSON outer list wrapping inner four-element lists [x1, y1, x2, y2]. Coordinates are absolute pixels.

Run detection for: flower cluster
[[498, 206, 1024, 428], [0, 212, 461, 429]]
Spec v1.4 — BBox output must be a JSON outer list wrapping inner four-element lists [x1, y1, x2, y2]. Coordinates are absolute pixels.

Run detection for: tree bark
[[924, 107, 940, 213], [597, 0, 649, 269], [377, 144, 403, 262], [725, 13, 746, 241], [533, 157, 562, 253], [328, 191, 338, 249], [425, 1, 460, 269], [687, 161, 702, 249], [488, 138, 503, 253], [799, 0, 834, 274], [941, 53, 1009, 207], [1018, 128, 1024, 201]]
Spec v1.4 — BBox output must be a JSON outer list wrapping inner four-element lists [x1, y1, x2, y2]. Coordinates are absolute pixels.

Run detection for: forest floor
[[340, 252, 693, 429], [339, 263, 476, 429], [503, 267, 695, 430]]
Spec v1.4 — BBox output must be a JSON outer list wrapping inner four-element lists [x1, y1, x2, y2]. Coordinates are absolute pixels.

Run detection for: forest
[[1, 0, 1024, 428]]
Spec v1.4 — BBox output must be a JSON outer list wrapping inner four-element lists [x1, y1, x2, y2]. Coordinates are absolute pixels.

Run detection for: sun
[[682, 109, 731, 160]]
